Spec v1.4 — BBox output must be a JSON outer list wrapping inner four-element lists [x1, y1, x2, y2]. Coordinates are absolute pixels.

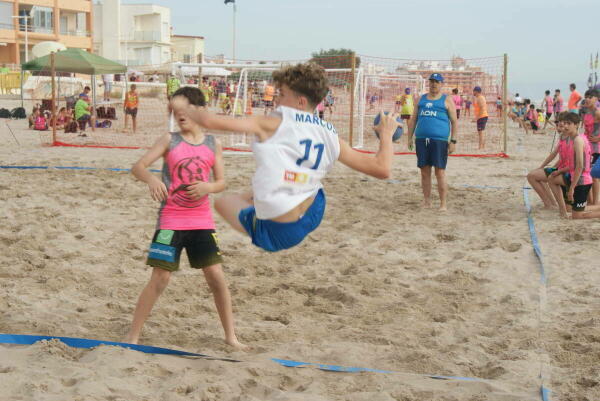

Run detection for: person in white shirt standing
[[171, 62, 400, 252], [102, 74, 113, 102]]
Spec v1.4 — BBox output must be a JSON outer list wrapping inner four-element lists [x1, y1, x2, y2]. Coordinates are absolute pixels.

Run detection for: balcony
[[133, 31, 161, 42], [60, 27, 90, 37], [0, 23, 14, 30]]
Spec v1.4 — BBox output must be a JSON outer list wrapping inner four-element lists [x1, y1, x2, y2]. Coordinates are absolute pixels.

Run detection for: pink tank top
[[558, 136, 574, 172], [568, 135, 593, 186], [545, 96, 554, 113], [452, 95, 462, 109], [158, 133, 217, 230]]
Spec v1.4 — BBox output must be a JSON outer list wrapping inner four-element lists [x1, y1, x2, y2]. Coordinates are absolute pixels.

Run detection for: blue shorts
[[569, 109, 579, 114], [238, 189, 326, 252], [416, 138, 448, 169], [592, 156, 600, 179]]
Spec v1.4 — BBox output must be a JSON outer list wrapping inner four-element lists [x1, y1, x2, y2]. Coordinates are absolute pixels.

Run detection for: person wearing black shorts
[[146, 229, 222, 271], [407, 73, 458, 211]]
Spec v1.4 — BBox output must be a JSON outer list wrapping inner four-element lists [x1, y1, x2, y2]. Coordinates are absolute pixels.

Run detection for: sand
[[0, 110, 598, 401]]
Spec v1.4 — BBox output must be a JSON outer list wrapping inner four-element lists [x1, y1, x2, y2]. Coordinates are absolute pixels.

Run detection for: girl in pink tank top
[[125, 86, 246, 350]]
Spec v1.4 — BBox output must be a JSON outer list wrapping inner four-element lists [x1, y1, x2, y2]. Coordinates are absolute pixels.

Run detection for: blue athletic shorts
[[592, 156, 600, 179], [238, 189, 326, 252], [416, 138, 448, 169]]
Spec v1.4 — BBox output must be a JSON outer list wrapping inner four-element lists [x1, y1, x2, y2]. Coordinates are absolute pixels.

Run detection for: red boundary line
[[51, 142, 509, 158]]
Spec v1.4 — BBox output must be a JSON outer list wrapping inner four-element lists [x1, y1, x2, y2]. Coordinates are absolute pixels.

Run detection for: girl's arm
[[131, 134, 170, 201], [186, 138, 226, 200]]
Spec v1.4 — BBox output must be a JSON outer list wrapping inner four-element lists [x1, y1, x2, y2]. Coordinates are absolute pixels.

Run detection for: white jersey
[[252, 105, 341, 219]]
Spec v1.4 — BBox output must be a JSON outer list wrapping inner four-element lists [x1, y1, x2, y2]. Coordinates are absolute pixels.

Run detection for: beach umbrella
[[32, 41, 67, 58]]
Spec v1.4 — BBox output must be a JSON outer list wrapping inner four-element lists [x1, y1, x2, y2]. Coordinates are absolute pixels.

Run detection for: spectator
[[102, 74, 113, 102], [74, 94, 95, 135], [123, 84, 139, 134]]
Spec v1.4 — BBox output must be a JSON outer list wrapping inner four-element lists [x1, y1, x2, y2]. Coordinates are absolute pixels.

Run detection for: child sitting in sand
[[125, 86, 246, 350], [170, 62, 399, 252], [547, 112, 600, 219], [527, 115, 567, 208]]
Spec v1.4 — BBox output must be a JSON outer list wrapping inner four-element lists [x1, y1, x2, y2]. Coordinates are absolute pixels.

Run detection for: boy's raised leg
[[203, 264, 247, 350], [214, 192, 253, 234], [125, 267, 171, 344]]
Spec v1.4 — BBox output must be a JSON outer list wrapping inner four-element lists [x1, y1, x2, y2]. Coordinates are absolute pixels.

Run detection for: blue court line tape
[[271, 358, 487, 382], [0, 334, 240, 362], [522, 186, 553, 400], [522, 187, 547, 285], [0, 334, 488, 383], [0, 165, 161, 173]]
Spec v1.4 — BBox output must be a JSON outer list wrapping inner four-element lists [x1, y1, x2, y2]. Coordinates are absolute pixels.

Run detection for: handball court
[[0, 119, 598, 401]]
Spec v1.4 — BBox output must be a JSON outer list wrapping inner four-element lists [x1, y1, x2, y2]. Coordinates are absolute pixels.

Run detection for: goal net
[[29, 54, 506, 156]]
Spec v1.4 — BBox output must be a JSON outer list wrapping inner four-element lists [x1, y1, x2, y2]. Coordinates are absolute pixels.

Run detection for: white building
[[93, 0, 171, 66], [171, 34, 204, 64]]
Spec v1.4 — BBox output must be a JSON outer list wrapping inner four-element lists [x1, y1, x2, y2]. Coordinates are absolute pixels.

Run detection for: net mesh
[[24, 54, 506, 155]]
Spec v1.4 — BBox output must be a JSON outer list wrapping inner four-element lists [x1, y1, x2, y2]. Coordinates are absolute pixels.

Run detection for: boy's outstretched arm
[[338, 112, 398, 179], [171, 97, 280, 142]]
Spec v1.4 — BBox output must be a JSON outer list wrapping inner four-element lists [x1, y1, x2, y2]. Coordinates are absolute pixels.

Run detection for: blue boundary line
[[523, 187, 552, 400], [0, 334, 489, 384], [0, 165, 161, 173]]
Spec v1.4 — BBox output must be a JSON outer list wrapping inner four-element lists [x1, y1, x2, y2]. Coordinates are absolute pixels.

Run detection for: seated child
[[527, 116, 567, 208], [171, 62, 399, 252], [33, 110, 48, 131], [125, 86, 245, 350], [548, 112, 600, 219]]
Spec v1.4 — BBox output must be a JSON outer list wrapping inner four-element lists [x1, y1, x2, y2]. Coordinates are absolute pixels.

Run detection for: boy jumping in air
[[171, 62, 399, 252]]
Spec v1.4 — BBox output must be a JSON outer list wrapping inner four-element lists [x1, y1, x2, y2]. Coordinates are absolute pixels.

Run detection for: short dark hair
[[171, 86, 206, 107], [545, 90, 550, 95], [452, 88, 458, 94], [555, 89, 561, 93], [559, 112, 581, 125], [530, 104, 535, 109], [272, 62, 328, 107], [84, 86, 91, 91], [570, 83, 576, 89], [585, 89, 599, 98]]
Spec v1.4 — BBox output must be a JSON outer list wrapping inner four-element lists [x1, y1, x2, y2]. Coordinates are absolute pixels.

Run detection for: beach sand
[[0, 114, 598, 401]]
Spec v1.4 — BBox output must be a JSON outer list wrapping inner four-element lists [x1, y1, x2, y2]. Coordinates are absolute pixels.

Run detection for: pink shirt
[[558, 136, 574, 172], [452, 95, 462, 110], [158, 133, 217, 230], [566, 135, 593, 186], [554, 95, 564, 113], [544, 96, 554, 113]]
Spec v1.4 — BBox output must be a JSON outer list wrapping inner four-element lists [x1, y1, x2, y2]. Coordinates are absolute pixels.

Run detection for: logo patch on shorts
[[149, 243, 176, 263], [156, 229, 174, 245]]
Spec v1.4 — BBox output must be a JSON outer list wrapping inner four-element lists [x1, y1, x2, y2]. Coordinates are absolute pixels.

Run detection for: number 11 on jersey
[[296, 139, 325, 170]]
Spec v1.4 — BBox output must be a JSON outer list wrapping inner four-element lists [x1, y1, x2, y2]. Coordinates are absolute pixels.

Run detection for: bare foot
[[225, 337, 250, 351], [541, 204, 558, 210], [439, 205, 448, 212], [421, 199, 432, 208], [559, 213, 569, 219], [123, 333, 139, 344]]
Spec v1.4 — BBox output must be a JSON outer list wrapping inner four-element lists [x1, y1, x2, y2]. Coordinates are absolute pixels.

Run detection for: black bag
[[96, 106, 106, 118], [10, 107, 26, 119], [106, 107, 116, 119], [0, 108, 10, 118], [64, 121, 79, 133]]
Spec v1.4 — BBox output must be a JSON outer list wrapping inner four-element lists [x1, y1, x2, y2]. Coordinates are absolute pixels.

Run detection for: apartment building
[[171, 34, 203, 64], [93, 0, 171, 67], [0, 0, 92, 65]]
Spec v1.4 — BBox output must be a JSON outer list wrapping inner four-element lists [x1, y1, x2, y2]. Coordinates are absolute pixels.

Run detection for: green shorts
[[146, 229, 223, 272], [544, 167, 557, 177]]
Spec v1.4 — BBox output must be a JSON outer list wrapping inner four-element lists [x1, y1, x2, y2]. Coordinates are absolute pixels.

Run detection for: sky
[[122, 0, 599, 100]]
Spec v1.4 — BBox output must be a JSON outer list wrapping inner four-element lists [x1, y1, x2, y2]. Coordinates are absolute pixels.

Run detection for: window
[[29, 6, 53, 34], [0, 2, 12, 29]]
